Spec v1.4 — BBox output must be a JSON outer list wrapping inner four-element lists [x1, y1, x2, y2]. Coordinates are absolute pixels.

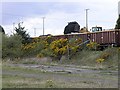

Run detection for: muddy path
[[4, 63, 118, 75]]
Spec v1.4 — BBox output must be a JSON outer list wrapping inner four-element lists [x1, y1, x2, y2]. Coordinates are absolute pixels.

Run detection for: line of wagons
[[46, 29, 120, 48], [38, 21, 120, 48]]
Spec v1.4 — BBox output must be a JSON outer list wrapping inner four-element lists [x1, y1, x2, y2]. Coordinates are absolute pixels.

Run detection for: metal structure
[[118, 1, 120, 16], [92, 26, 102, 32], [42, 17, 45, 36], [85, 9, 89, 30]]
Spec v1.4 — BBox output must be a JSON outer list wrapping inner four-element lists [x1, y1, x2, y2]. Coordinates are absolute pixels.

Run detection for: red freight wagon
[[69, 30, 120, 46], [46, 29, 120, 46], [115, 30, 120, 46], [78, 33, 88, 42], [84, 30, 120, 46]]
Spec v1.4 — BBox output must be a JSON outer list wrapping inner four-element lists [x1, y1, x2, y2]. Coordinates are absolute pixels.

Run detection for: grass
[[3, 75, 45, 88], [2, 64, 49, 74], [0, 60, 2, 89], [59, 47, 118, 70], [2, 74, 118, 88], [2, 63, 118, 88]]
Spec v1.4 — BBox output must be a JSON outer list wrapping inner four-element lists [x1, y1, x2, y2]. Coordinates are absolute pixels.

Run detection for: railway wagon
[[88, 30, 120, 46], [53, 30, 120, 46]]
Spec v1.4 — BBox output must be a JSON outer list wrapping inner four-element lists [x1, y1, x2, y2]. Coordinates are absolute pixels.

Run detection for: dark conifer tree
[[15, 23, 31, 44], [115, 15, 120, 29], [0, 25, 5, 34]]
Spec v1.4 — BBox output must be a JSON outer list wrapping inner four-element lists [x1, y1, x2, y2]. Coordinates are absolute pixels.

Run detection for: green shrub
[[2, 34, 23, 59], [118, 47, 120, 51]]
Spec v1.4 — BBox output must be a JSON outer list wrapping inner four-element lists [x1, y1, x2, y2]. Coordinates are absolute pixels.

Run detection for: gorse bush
[[3, 32, 105, 62], [95, 47, 116, 67], [95, 52, 110, 64], [86, 41, 99, 50], [22, 36, 51, 57], [68, 38, 82, 57], [99, 52, 110, 59], [21, 36, 83, 60], [49, 38, 68, 60]]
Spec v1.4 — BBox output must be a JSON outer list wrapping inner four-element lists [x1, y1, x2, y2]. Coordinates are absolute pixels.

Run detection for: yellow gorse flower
[[96, 58, 105, 63], [86, 41, 99, 49], [50, 38, 68, 56]]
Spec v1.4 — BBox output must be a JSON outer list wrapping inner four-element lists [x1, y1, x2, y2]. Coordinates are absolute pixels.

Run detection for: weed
[[37, 53, 44, 58], [45, 80, 55, 88], [99, 52, 110, 59]]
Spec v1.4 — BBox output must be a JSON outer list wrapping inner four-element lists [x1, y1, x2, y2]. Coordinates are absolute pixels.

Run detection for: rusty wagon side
[[53, 29, 120, 46], [88, 30, 120, 46]]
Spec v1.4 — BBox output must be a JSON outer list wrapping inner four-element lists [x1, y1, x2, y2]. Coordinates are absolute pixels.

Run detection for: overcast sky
[[1, 0, 120, 37]]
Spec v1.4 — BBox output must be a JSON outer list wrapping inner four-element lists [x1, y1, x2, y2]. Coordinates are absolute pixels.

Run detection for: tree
[[115, 15, 120, 29], [15, 23, 31, 44], [64, 21, 80, 34], [0, 25, 5, 34]]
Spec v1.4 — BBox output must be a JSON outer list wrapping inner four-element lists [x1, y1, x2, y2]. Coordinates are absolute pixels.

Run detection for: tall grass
[[61, 47, 118, 69]]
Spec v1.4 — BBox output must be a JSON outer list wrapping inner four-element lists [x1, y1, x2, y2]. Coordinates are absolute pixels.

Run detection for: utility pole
[[85, 9, 89, 30], [13, 22, 15, 34], [34, 28, 36, 37], [42, 17, 45, 36]]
